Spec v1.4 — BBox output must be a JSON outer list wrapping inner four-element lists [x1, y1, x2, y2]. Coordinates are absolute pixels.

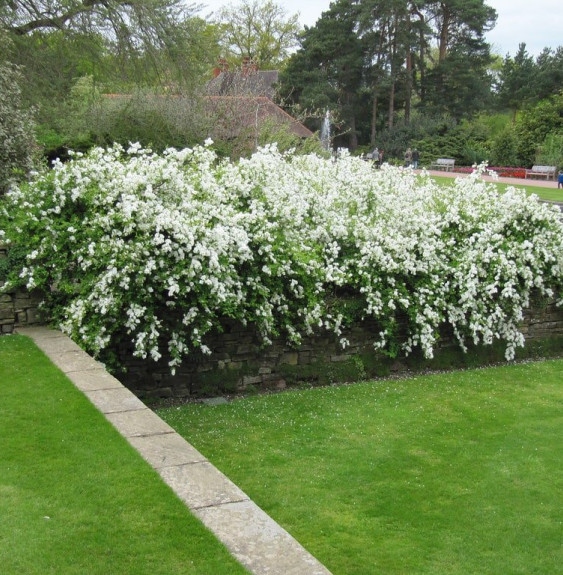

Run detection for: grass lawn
[[429, 174, 563, 203], [0, 335, 249, 575], [159, 360, 563, 575]]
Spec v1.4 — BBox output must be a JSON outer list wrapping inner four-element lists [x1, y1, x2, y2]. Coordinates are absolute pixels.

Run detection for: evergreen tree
[[495, 44, 537, 121], [278, 0, 365, 149]]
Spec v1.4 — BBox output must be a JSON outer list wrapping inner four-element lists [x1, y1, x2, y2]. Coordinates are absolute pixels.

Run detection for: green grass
[[429, 174, 563, 202], [0, 335, 248, 575], [159, 360, 563, 575]]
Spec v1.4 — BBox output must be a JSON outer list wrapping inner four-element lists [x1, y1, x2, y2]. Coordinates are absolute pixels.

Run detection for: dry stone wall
[[118, 302, 563, 400], [1, 241, 561, 398], [0, 245, 44, 333]]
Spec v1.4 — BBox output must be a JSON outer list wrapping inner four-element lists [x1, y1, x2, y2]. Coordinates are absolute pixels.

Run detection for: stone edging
[[15, 326, 332, 575]]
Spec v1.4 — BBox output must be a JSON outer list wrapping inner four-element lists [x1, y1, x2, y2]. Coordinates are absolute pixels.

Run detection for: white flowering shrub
[[1, 143, 562, 370]]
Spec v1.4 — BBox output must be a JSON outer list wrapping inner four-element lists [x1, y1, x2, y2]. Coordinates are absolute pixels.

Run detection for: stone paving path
[[16, 326, 332, 575]]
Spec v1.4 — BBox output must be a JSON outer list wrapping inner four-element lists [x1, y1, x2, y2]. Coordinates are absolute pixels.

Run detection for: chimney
[[242, 57, 250, 76], [214, 58, 229, 77]]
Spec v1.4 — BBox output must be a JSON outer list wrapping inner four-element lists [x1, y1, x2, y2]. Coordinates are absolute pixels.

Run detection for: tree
[[0, 31, 36, 194], [535, 46, 563, 101], [278, 0, 365, 149], [214, 0, 300, 68], [420, 0, 496, 119], [1, 0, 221, 160], [495, 44, 537, 121], [514, 91, 563, 166]]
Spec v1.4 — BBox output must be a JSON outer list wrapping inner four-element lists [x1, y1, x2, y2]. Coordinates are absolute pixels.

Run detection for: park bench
[[525, 165, 556, 180], [430, 158, 455, 172]]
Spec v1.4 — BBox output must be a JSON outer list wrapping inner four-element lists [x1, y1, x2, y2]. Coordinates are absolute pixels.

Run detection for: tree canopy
[[0, 0, 560, 167], [214, 0, 300, 68], [278, 0, 498, 149]]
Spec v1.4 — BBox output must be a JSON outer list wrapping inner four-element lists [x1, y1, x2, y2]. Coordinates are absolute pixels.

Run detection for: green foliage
[[2, 1, 220, 163], [215, 0, 300, 68], [62, 86, 210, 153], [495, 43, 537, 117], [0, 335, 249, 575], [257, 118, 324, 155], [514, 91, 563, 166], [422, 47, 494, 120], [0, 32, 37, 194], [278, 0, 364, 149], [536, 133, 563, 169], [489, 126, 519, 166]]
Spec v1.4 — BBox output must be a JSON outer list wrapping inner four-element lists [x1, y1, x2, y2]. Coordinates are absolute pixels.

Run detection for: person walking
[[404, 147, 412, 167], [412, 148, 420, 169], [372, 147, 379, 168]]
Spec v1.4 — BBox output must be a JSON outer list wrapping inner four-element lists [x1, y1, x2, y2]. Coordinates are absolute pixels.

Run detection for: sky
[[198, 0, 562, 58]]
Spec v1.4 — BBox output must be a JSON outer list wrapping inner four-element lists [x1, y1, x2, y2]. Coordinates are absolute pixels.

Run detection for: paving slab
[[127, 432, 207, 468], [65, 368, 124, 392], [105, 408, 177, 437], [83, 387, 146, 414], [16, 326, 65, 341], [194, 500, 332, 575], [30, 333, 84, 354], [158, 462, 249, 509], [14, 326, 334, 575], [46, 349, 103, 373]]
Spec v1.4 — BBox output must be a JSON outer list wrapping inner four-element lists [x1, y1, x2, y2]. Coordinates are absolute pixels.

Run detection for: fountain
[[320, 110, 331, 151]]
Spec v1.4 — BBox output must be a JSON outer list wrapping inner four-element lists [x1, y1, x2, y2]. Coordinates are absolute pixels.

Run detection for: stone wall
[[0, 245, 44, 333], [2, 240, 561, 397], [119, 301, 563, 400]]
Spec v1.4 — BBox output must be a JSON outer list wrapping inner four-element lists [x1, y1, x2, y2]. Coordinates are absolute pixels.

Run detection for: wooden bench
[[430, 158, 455, 172], [525, 165, 556, 180]]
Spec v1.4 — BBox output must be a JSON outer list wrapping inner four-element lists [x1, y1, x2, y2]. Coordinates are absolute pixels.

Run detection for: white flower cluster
[[2, 144, 562, 369]]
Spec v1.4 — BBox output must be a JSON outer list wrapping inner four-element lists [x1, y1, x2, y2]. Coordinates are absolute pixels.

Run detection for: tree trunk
[[438, 4, 451, 62], [405, 48, 412, 123], [388, 80, 395, 129], [370, 92, 378, 146]]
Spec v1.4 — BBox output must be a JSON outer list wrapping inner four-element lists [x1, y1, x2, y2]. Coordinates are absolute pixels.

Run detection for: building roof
[[206, 96, 313, 139], [206, 69, 280, 100]]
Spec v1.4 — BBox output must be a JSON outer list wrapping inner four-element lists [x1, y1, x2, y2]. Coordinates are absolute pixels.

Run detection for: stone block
[[242, 375, 262, 386], [68, 368, 124, 392], [236, 343, 258, 355], [84, 387, 146, 414], [280, 352, 298, 365], [193, 500, 331, 575], [128, 432, 206, 468], [25, 307, 42, 324], [0, 307, 14, 321], [158, 462, 248, 509], [105, 408, 176, 437], [331, 354, 351, 363]]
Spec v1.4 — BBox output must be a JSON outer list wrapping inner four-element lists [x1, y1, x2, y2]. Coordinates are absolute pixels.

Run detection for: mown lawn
[[0, 335, 248, 575], [159, 359, 563, 575], [429, 174, 563, 202]]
